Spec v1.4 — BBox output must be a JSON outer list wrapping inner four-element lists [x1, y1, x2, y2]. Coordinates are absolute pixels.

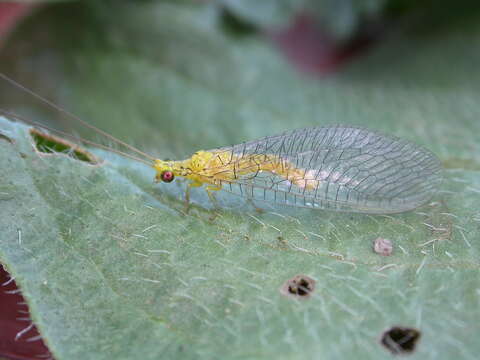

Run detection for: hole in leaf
[[30, 128, 99, 164], [381, 326, 421, 355], [280, 274, 315, 299]]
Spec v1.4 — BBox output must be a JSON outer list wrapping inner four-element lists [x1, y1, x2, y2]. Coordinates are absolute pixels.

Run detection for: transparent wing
[[211, 126, 442, 214]]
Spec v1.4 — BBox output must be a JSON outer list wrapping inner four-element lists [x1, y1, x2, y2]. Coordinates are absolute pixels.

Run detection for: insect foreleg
[[185, 181, 203, 212]]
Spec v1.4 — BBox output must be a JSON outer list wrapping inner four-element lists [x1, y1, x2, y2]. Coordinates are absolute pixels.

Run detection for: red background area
[[0, 265, 51, 360], [1, 3, 50, 359]]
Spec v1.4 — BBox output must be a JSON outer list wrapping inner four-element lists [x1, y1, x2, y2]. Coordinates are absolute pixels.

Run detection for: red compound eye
[[161, 170, 174, 183]]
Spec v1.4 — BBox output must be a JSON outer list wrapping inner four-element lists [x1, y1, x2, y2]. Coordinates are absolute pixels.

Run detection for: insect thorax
[[185, 150, 319, 190]]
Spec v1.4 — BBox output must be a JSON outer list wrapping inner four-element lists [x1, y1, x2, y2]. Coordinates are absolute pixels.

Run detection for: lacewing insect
[[0, 73, 442, 214]]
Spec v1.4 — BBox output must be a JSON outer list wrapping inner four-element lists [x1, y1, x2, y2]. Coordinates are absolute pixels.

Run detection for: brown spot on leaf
[[381, 326, 421, 355], [373, 237, 393, 256], [280, 274, 315, 299]]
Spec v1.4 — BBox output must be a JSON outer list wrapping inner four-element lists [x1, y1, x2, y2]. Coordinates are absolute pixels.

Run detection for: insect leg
[[244, 180, 264, 213], [205, 185, 222, 209], [186, 181, 203, 212], [247, 198, 265, 213]]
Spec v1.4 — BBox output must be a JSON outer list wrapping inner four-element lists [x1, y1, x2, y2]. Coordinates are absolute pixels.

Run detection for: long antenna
[[0, 73, 157, 162], [0, 109, 153, 166]]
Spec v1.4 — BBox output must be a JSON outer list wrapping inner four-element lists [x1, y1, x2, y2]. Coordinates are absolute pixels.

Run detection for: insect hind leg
[[242, 182, 264, 213], [247, 198, 265, 213], [205, 185, 222, 209]]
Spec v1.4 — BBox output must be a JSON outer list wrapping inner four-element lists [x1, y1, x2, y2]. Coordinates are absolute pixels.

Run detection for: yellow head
[[153, 159, 177, 183], [153, 152, 214, 184]]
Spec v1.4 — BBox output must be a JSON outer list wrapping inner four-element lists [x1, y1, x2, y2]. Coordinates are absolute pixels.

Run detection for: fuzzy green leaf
[[0, 2, 479, 360]]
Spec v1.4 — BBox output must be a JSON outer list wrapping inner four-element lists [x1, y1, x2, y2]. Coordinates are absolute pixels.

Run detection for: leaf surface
[[0, 2, 479, 360]]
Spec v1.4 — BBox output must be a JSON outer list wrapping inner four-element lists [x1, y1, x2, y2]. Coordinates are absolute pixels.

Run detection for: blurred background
[[1, 1, 480, 359], [1, 0, 479, 162]]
